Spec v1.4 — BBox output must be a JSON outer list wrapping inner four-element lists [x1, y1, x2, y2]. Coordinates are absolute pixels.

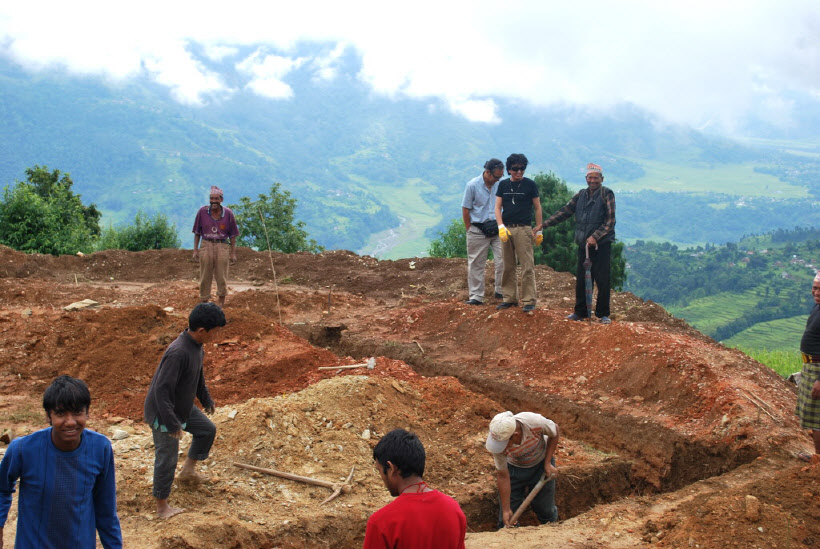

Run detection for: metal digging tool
[[317, 357, 376, 372], [584, 243, 598, 320], [507, 472, 556, 527], [234, 462, 355, 504]]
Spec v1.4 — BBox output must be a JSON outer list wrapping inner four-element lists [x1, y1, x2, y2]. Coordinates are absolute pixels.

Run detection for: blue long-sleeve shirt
[[0, 428, 122, 549]]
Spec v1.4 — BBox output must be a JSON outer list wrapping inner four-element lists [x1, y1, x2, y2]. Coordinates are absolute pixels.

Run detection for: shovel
[[507, 472, 556, 527], [583, 243, 598, 320]]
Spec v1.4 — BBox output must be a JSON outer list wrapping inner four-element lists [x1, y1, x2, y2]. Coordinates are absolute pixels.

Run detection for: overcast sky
[[1, 0, 818, 133]]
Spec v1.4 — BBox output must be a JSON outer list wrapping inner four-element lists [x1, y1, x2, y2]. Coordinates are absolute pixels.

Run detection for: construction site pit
[[0, 246, 818, 549]]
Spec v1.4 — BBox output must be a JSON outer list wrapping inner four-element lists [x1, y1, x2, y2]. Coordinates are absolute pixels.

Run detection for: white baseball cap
[[486, 411, 516, 453]]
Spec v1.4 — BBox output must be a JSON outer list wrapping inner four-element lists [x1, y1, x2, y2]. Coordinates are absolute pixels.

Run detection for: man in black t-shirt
[[494, 154, 542, 312]]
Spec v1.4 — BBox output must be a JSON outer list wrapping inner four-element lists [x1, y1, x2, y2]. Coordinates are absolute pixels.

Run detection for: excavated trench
[[299, 323, 760, 531]]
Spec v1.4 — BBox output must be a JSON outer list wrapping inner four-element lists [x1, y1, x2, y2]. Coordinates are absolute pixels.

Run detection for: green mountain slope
[[1, 50, 819, 256], [626, 227, 819, 349]]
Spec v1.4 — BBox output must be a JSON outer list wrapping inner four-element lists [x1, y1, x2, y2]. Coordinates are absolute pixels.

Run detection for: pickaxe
[[317, 357, 376, 372], [234, 462, 355, 504]]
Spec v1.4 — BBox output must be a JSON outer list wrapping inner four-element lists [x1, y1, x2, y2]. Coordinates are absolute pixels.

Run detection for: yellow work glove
[[535, 230, 543, 246], [498, 225, 510, 243]]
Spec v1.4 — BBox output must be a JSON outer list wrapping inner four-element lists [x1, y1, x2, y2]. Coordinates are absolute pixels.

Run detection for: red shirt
[[363, 490, 466, 549]]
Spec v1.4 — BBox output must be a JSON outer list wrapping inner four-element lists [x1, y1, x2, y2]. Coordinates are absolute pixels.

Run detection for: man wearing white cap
[[537, 162, 616, 324], [192, 186, 239, 307], [486, 411, 560, 528]]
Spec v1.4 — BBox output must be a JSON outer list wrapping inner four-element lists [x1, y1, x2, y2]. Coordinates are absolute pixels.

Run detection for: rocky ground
[[0, 245, 817, 548]]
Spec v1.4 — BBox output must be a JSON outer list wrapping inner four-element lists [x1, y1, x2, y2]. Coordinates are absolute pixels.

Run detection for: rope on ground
[[258, 207, 283, 326]]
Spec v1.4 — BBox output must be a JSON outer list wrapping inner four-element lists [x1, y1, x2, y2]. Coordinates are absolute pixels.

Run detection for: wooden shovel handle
[[233, 462, 334, 489], [508, 473, 556, 526]]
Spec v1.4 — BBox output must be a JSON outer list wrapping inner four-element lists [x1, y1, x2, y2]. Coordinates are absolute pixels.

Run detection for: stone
[[63, 299, 99, 311], [745, 495, 760, 522], [111, 429, 130, 441]]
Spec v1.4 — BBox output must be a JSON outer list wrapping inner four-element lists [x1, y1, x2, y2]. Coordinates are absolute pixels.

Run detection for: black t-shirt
[[496, 177, 539, 225], [801, 304, 820, 355]]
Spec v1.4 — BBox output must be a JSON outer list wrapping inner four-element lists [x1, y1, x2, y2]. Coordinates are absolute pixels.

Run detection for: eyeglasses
[[510, 166, 526, 172]]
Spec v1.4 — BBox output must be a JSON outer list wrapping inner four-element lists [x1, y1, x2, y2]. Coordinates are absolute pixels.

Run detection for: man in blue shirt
[[461, 158, 505, 305], [0, 375, 122, 548]]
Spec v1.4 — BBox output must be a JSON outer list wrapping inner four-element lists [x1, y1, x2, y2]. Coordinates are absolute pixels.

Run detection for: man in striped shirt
[[486, 411, 560, 528]]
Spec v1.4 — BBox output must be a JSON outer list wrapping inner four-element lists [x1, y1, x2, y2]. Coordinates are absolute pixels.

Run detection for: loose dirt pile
[[0, 245, 817, 548]]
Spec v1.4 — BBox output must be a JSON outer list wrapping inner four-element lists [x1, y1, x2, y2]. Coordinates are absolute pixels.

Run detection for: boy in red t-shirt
[[363, 429, 466, 549]]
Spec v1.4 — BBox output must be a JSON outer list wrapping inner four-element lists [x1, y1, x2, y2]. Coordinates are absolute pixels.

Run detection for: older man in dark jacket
[[537, 162, 616, 324]]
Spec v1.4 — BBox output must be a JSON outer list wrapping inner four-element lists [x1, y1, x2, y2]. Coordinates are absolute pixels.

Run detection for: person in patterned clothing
[[796, 272, 820, 461]]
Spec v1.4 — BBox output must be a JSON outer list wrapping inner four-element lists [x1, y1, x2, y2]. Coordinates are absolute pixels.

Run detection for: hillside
[[2, 54, 820, 257], [625, 227, 820, 349], [0, 245, 817, 548]]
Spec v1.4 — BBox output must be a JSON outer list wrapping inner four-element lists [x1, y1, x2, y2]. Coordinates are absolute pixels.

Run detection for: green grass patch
[[0, 405, 41, 423], [357, 178, 454, 259], [617, 158, 807, 197], [722, 315, 808, 351], [667, 290, 762, 335], [732, 346, 803, 378]]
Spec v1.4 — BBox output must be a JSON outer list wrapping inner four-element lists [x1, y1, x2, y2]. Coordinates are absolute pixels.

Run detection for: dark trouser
[[497, 457, 558, 529], [151, 406, 216, 499], [574, 241, 611, 318]]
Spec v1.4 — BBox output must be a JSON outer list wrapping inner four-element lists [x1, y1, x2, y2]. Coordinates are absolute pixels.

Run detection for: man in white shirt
[[486, 411, 560, 528]]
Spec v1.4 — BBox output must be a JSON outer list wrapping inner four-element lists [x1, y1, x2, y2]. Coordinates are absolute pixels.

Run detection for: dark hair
[[43, 375, 91, 414], [189, 302, 227, 331], [484, 158, 504, 172], [373, 429, 426, 478], [505, 153, 529, 172]]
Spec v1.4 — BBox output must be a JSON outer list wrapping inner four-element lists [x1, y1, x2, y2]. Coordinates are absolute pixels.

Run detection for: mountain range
[[1, 48, 819, 257]]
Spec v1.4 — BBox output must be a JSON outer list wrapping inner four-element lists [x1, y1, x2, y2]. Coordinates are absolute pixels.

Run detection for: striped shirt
[[491, 412, 558, 470]]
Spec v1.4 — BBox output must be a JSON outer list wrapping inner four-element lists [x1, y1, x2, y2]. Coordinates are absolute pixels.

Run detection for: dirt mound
[[0, 246, 817, 549]]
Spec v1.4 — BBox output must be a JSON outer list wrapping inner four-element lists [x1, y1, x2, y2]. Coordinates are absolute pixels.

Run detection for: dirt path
[[0, 246, 817, 548]]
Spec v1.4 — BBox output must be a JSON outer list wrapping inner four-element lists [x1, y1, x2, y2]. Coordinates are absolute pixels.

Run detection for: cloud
[[447, 98, 500, 124], [144, 44, 230, 105], [236, 49, 304, 99], [310, 42, 348, 82], [203, 44, 239, 62], [0, 0, 818, 131]]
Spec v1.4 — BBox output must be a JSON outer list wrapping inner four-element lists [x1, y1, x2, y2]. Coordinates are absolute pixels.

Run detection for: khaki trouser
[[199, 240, 230, 301], [500, 225, 536, 306], [466, 226, 503, 302]]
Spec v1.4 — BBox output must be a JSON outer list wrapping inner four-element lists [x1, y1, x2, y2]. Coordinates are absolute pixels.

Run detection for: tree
[[533, 172, 577, 273], [230, 182, 323, 253], [0, 166, 99, 255], [428, 219, 468, 258], [97, 211, 181, 251], [25, 166, 101, 236]]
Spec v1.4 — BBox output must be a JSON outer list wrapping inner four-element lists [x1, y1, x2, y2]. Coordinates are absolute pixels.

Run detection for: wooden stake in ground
[[233, 462, 355, 504], [258, 207, 283, 326]]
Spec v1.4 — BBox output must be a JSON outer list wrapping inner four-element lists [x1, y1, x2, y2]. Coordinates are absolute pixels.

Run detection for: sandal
[[797, 451, 814, 462]]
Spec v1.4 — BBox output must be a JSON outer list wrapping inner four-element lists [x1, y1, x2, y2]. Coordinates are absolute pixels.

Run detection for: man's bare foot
[[157, 502, 185, 518], [177, 470, 209, 484], [217, 297, 225, 307]]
